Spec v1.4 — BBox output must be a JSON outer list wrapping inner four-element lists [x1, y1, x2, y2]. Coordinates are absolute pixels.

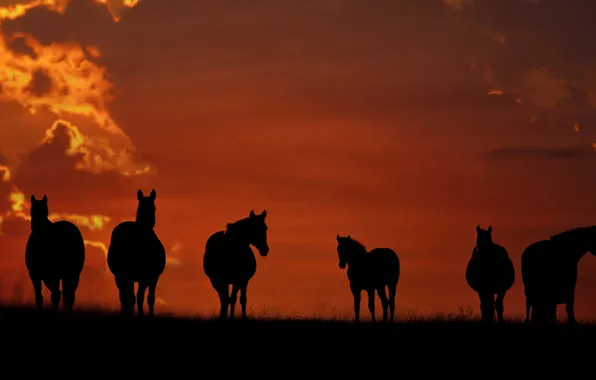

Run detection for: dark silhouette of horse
[[465, 225, 515, 323], [107, 189, 166, 317], [336, 235, 400, 322], [203, 210, 269, 320], [25, 194, 85, 311], [521, 226, 596, 324]]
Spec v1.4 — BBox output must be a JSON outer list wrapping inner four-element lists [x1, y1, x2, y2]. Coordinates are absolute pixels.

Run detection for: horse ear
[[261, 209, 267, 218], [137, 189, 144, 200], [250, 210, 256, 218], [347, 234, 351, 240], [488, 225, 492, 233], [31, 194, 36, 202], [42, 195, 47, 203], [336, 234, 341, 242], [476, 225, 481, 233], [149, 189, 156, 200]]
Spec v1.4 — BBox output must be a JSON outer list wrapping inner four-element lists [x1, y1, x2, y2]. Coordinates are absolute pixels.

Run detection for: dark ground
[[1, 304, 594, 374]]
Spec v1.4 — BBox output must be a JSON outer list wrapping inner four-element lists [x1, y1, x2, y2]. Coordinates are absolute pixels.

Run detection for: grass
[[2, 303, 595, 335], [1, 303, 593, 373]]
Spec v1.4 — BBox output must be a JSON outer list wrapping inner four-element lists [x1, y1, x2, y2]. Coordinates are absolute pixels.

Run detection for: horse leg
[[214, 282, 229, 320], [548, 302, 558, 324], [147, 279, 158, 317], [115, 276, 135, 317], [479, 292, 495, 323], [230, 284, 240, 320], [30, 276, 43, 309], [44, 278, 61, 312], [495, 292, 505, 322], [137, 281, 148, 317], [239, 282, 249, 320], [524, 299, 531, 324], [388, 281, 397, 322], [367, 288, 376, 322], [565, 296, 576, 325], [377, 286, 389, 323], [62, 275, 80, 312], [350, 284, 361, 323]]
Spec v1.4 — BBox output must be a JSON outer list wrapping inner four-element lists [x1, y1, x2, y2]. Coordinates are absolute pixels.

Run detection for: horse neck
[[224, 224, 250, 247], [135, 212, 154, 231], [570, 244, 590, 263], [31, 217, 52, 234], [346, 246, 368, 268], [475, 242, 494, 255], [551, 239, 589, 263]]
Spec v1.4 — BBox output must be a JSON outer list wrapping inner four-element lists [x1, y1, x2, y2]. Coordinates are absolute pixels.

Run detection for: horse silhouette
[[521, 226, 596, 324], [336, 235, 400, 322], [465, 225, 515, 323], [25, 194, 85, 311], [203, 209, 269, 320], [107, 189, 166, 317]]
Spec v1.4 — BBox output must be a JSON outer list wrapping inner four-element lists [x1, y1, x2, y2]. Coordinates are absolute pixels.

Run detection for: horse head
[[476, 225, 493, 249], [247, 209, 269, 256], [336, 234, 365, 269], [136, 189, 157, 229], [30, 194, 49, 232]]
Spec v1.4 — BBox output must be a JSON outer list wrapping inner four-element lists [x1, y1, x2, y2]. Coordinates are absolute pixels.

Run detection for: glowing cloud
[[0, 0, 147, 257]]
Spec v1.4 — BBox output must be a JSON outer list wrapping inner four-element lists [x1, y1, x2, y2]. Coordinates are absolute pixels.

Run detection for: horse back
[[107, 221, 166, 280], [203, 230, 256, 284], [25, 221, 85, 278], [370, 248, 400, 282], [466, 243, 514, 294], [521, 239, 575, 303]]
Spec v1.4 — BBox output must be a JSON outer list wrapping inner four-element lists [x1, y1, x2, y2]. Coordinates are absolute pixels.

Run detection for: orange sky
[[1, 0, 596, 321]]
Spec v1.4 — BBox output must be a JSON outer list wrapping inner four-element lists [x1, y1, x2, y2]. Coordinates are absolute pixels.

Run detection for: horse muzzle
[[339, 261, 346, 269], [258, 244, 269, 257]]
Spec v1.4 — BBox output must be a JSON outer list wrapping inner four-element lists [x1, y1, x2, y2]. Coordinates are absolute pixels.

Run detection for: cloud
[[487, 145, 589, 160], [10, 122, 154, 206]]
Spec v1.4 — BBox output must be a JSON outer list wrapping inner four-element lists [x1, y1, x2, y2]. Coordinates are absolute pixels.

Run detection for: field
[[1, 304, 593, 373]]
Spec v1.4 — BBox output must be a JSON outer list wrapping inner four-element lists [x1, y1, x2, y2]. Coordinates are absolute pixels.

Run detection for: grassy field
[[2, 303, 596, 337], [1, 304, 592, 373]]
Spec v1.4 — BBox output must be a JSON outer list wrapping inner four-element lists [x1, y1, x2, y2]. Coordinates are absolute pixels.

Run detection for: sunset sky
[[1, 0, 596, 321]]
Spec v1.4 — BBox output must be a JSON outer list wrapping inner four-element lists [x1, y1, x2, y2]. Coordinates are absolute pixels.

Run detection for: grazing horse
[[336, 235, 400, 322], [203, 210, 269, 320], [107, 189, 166, 317], [25, 195, 85, 311], [465, 225, 515, 323], [522, 226, 596, 324]]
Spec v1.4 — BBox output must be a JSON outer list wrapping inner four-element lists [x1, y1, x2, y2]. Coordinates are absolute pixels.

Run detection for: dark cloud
[[25, 69, 53, 97], [487, 145, 590, 160]]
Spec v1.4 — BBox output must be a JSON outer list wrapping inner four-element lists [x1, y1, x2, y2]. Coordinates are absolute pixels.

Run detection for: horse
[[25, 194, 85, 311], [203, 209, 269, 320], [465, 225, 515, 323], [521, 226, 596, 324], [107, 189, 166, 317], [336, 235, 400, 322]]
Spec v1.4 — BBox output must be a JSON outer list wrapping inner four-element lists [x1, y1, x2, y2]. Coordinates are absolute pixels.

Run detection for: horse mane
[[346, 238, 368, 254], [550, 226, 596, 243], [225, 217, 251, 233]]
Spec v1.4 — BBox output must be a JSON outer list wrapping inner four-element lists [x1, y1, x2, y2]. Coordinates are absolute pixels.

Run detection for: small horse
[[203, 209, 269, 320], [107, 189, 166, 317], [521, 226, 596, 324], [25, 194, 85, 311], [336, 235, 400, 322], [465, 225, 515, 323]]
